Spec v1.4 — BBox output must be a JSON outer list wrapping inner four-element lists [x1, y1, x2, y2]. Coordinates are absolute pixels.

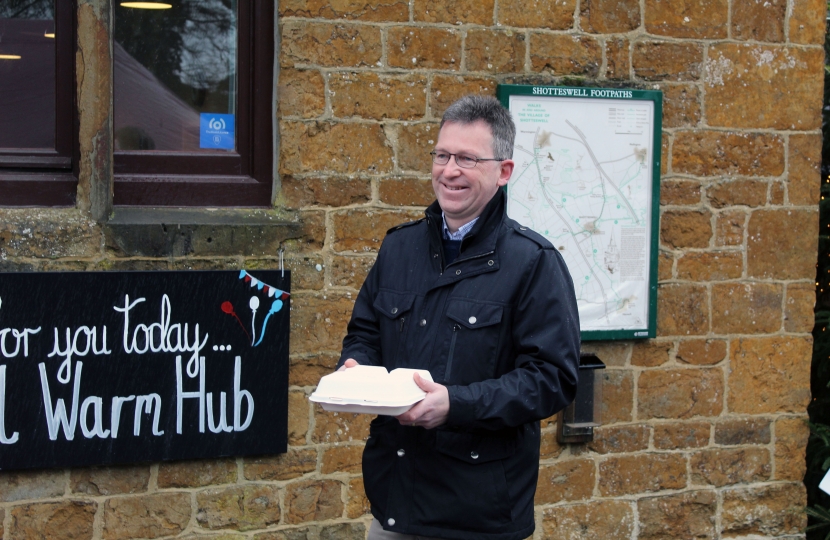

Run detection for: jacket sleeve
[[336, 255, 383, 369], [444, 246, 581, 431]]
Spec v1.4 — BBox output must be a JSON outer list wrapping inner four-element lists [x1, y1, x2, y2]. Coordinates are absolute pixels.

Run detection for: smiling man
[[337, 95, 581, 540]]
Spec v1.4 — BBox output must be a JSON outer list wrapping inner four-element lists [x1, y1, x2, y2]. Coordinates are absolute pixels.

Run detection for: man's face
[[431, 120, 514, 230]]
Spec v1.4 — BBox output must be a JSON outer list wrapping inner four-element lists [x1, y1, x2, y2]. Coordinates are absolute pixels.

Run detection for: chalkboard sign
[[0, 270, 290, 470]]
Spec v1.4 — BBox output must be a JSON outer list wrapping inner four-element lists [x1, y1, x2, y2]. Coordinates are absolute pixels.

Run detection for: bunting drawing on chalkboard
[[221, 270, 288, 347], [238, 270, 290, 299]]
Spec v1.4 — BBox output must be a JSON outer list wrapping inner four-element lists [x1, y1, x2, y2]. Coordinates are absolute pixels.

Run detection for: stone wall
[[0, 0, 825, 538]]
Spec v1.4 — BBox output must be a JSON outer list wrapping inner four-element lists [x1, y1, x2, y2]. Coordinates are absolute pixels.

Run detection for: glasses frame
[[430, 151, 505, 169]]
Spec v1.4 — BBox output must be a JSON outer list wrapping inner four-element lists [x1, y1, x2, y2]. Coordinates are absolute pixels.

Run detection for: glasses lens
[[456, 154, 477, 168], [432, 152, 450, 165]]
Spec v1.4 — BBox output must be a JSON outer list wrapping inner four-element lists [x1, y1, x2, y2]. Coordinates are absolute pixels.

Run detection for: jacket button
[[488, 260, 494, 266], [469, 316, 477, 324], [470, 451, 479, 460], [455, 269, 461, 275], [520, 227, 527, 231], [397, 449, 405, 457], [391, 307, 398, 314], [419, 319, 426, 327], [433, 253, 439, 258], [388, 518, 396, 526]]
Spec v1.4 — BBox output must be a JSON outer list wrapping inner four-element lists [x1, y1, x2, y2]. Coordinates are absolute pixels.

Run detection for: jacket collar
[[425, 189, 505, 263]]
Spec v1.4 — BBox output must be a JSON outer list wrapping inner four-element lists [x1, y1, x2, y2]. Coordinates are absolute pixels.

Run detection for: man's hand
[[396, 373, 449, 429], [337, 358, 359, 372]]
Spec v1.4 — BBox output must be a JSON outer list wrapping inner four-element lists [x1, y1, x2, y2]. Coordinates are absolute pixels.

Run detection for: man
[[337, 95, 580, 540]]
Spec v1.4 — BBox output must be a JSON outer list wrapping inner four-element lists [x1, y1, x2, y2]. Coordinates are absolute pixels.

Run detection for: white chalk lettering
[[176, 355, 205, 434], [39, 361, 82, 441], [80, 395, 111, 439], [0, 365, 19, 444], [176, 355, 253, 434], [134, 394, 164, 436], [234, 356, 254, 431], [47, 326, 111, 383], [110, 395, 135, 438], [0, 326, 41, 359]]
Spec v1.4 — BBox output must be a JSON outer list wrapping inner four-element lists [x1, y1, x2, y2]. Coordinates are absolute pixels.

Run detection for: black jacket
[[338, 190, 580, 540]]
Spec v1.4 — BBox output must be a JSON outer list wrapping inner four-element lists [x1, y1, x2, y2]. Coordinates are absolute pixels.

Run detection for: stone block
[[691, 447, 771, 486], [288, 390, 311, 445], [466, 29, 525, 73], [244, 449, 318, 481], [497, 0, 575, 29], [656, 284, 709, 335], [285, 210, 326, 254], [785, 282, 816, 333], [540, 427, 565, 459], [289, 293, 355, 355], [788, 133, 821, 206], [429, 75, 497, 118], [659, 84, 701, 128], [535, 459, 595, 504], [775, 416, 809, 481], [714, 209, 746, 246], [672, 131, 785, 177], [279, 0, 408, 21], [653, 421, 711, 449], [605, 38, 630, 80], [280, 21, 382, 68], [747, 208, 818, 279], [413, 0, 494, 24], [707, 179, 768, 208], [396, 123, 440, 172], [0, 209, 102, 259], [71, 465, 149, 495], [292, 353, 337, 388], [279, 122, 394, 175], [281, 176, 371, 209], [638, 368, 724, 419], [103, 493, 191, 539], [630, 340, 671, 367], [638, 490, 716, 539], [379, 177, 434, 207], [721, 483, 806, 536], [579, 0, 639, 32], [9, 501, 96, 540], [728, 336, 812, 414], [676, 251, 742, 281], [711, 282, 783, 334], [196, 485, 281, 531], [715, 417, 771, 445], [585, 342, 631, 367], [660, 209, 712, 249], [346, 477, 371, 518], [661, 132, 668, 175], [588, 424, 650, 454], [313, 406, 373, 443], [601, 370, 634, 423], [321, 443, 364, 474], [530, 34, 601, 76], [632, 42, 702, 81], [705, 44, 823, 130], [658, 251, 673, 281], [676, 339, 727, 365], [770, 180, 786, 204], [0, 469, 65, 502], [320, 523, 366, 539], [541, 501, 634, 539], [157, 459, 236, 489], [333, 208, 423, 253], [330, 72, 427, 121], [329, 256, 376, 289], [278, 69, 325, 119], [599, 453, 686, 496], [790, 0, 827, 44], [387, 27, 461, 70], [284, 479, 344, 523], [644, 0, 728, 38], [732, 0, 786, 41]]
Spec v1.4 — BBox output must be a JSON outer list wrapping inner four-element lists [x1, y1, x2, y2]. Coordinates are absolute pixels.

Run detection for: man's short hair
[[440, 95, 516, 160]]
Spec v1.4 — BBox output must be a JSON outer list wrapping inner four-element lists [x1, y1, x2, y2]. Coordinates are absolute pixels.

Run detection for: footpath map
[[505, 92, 657, 337]]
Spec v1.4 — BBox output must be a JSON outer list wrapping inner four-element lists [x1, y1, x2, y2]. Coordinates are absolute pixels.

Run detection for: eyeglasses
[[430, 151, 505, 169]]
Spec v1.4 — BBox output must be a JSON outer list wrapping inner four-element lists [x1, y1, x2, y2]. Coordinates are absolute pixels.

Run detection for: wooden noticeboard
[[0, 270, 289, 470]]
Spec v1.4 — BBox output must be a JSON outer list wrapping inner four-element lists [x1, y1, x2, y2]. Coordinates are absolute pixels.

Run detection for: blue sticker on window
[[200, 113, 235, 150]]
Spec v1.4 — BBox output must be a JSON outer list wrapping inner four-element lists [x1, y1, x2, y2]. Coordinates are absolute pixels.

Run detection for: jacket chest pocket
[[373, 290, 416, 369], [443, 299, 503, 384]]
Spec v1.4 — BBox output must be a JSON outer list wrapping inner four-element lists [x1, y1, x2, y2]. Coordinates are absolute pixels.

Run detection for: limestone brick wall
[[0, 0, 826, 538]]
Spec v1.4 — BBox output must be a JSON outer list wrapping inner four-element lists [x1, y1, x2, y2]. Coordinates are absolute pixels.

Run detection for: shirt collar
[[442, 213, 479, 241]]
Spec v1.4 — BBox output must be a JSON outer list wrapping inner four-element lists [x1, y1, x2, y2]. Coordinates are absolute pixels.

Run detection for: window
[[112, 0, 274, 206], [0, 0, 77, 206]]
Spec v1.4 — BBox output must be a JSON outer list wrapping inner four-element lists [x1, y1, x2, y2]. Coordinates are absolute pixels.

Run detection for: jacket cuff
[[445, 386, 477, 428]]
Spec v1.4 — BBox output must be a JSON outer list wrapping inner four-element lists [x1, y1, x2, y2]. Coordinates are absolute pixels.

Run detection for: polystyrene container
[[309, 365, 433, 415]]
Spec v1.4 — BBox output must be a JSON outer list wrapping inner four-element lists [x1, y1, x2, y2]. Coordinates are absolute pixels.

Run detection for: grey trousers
[[368, 518, 444, 540]]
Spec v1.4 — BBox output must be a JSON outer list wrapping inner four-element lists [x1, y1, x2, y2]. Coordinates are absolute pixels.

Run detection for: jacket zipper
[[399, 316, 406, 332], [444, 324, 459, 380]]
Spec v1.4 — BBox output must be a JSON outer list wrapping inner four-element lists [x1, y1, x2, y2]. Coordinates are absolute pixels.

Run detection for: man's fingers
[[413, 372, 436, 392], [337, 358, 359, 372]]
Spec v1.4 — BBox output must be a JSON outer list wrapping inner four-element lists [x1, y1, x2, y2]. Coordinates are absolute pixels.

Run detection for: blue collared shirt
[[442, 214, 479, 241]]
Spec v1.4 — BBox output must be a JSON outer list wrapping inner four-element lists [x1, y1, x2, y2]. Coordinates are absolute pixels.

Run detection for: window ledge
[[104, 208, 303, 258]]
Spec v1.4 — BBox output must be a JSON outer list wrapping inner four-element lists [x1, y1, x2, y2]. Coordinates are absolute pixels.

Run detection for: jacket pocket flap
[[446, 299, 503, 329], [374, 290, 415, 319], [435, 430, 516, 464]]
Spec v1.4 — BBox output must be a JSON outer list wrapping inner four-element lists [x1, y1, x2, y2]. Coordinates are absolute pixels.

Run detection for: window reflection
[[114, 0, 238, 152], [0, 0, 56, 150]]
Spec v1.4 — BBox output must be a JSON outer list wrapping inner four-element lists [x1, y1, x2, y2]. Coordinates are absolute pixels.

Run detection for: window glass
[[114, 0, 238, 152], [0, 0, 56, 149]]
